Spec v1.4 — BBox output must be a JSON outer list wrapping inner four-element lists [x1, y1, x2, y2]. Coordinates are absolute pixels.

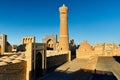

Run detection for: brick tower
[[59, 4, 69, 51]]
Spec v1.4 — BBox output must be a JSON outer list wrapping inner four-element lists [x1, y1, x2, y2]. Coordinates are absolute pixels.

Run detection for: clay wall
[[0, 61, 26, 80]]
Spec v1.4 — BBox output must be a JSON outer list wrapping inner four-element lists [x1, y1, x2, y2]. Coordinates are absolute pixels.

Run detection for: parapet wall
[[47, 53, 69, 69], [0, 61, 26, 80]]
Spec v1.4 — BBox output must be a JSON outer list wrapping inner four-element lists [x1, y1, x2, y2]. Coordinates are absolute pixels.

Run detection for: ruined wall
[[77, 40, 120, 59], [0, 61, 26, 80], [47, 53, 69, 69]]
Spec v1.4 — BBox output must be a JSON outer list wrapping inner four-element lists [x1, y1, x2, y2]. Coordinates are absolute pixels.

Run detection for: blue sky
[[0, 0, 120, 45]]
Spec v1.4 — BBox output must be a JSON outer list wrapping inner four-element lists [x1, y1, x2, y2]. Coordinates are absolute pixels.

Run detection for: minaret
[[59, 4, 69, 51]]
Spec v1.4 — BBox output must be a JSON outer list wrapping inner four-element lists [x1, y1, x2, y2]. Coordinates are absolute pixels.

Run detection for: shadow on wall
[[46, 54, 68, 73], [6, 41, 12, 52], [40, 69, 117, 80], [35, 52, 43, 78], [17, 44, 26, 52]]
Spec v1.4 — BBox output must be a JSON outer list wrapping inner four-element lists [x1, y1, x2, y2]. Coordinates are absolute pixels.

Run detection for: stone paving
[[39, 56, 120, 80], [39, 58, 95, 80], [112, 61, 120, 80], [0, 53, 26, 66], [96, 57, 120, 80]]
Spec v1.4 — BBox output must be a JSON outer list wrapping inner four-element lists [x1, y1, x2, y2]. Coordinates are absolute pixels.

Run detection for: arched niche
[[47, 39, 54, 50]]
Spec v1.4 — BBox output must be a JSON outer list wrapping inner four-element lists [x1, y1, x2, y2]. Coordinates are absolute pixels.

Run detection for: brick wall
[[0, 61, 26, 80], [47, 53, 68, 69]]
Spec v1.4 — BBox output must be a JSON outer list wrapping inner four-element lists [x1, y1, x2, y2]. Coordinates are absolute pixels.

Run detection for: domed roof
[[12, 59, 21, 63], [4, 58, 12, 62], [1, 56, 8, 59], [12, 55, 18, 58], [9, 56, 16, 60], [0, 62, 8, 66], [0, 58, 3, 62], [16, 56, 24, 60]]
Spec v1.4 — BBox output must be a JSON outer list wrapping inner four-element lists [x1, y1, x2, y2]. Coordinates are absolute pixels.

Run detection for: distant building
[[77, 40, 93, 52], [12, 45, 17, 52], [42, 35, 57, 50], [0, 34, 12, 55], [76, 40, 120, 59]]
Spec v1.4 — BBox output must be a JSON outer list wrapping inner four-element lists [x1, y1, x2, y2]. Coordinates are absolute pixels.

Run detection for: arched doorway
[[35, 52, 42, 78], [47, 39, 54, 50]]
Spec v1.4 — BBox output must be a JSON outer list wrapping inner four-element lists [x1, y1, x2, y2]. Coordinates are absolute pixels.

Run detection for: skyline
[[0, 0, 120, 45]]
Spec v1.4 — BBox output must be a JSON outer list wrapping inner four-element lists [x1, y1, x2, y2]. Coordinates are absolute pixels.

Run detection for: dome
[[0, 58, 3, 62], [1, 56, 8, 59], [4, 58, 12, 62], [12, 55, 18, 58], [0, 61, 8, 66], [9, 56, 16, 60], [12, 59, 21, 63]]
